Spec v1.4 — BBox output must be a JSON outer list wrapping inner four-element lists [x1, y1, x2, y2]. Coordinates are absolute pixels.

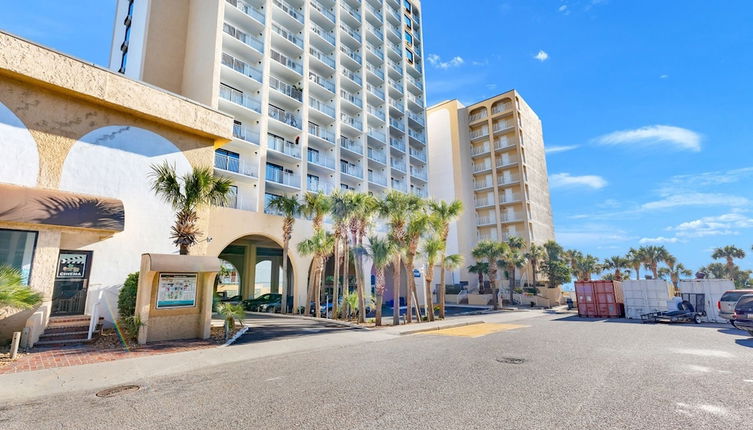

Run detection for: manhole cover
[[496, 357, 526, 365], [96, 385, 140, 398]]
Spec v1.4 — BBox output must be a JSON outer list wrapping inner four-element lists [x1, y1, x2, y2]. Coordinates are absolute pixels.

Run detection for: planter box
[[467, 294, 492, 306]]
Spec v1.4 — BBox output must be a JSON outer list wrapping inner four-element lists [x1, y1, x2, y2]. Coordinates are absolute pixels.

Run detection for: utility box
[[622, 280, 674, 319], [575, 281, 624, 318], [135, 253, 221, 344], [678, 279, 735, 323]]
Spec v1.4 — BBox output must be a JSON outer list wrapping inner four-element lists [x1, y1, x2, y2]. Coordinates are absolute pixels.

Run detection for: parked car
[[242, 293, 281, 311], [718, 289, 753, 321], [731, 294, 753, 336]]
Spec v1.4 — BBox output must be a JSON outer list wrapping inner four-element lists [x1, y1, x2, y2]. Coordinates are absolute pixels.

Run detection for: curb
[[398, 320, 486, 336], [245, 311, 369, 330], [220, 326, 249, 347]]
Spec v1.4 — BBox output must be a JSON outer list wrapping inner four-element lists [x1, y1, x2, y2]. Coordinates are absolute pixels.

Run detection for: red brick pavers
[[0, 339, 217, 374]]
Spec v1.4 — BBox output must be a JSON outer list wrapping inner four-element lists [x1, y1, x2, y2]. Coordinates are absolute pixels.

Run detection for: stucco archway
[[0, 101, 39, 186]]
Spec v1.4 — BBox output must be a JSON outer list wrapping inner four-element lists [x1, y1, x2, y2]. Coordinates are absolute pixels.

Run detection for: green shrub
[[118, 272, 139, 319]]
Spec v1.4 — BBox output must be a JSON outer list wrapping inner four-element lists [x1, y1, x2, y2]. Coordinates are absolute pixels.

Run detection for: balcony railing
[[309, 47, 336, 68], [470, 127, 489, 139], [340, 135, 363, 154], [268, 105, 301, 129], [496, 158, 518, 168], [391, 180, 407, 192], [367, 83, 385, 100], [366, 43, 384, 60], [341, 89, 363, 107], [474, 179, 493, 189], [309, 0, 335, 22], [492, 103, 513, 114], [498, 177, 521, 186], [308, 123, 335, 143], [341, 163, 363, 178], [219, 85, 261, 112], [340, 113, 363, 130], [307, 149, 335, 169], [408, 128, 425, 142], [367, 4, 383, 21], [389, 118, 405, 131], [391, 99, 404, 113], [342, 68, 363, 86], [309, 72, 336, 93], [340, 46, 362, 64], [233, 124, 260, 144], [367, 147, 387, 164], [474, 197, 495, 208], [272, 22, 303, 48], [214, 153, 257, 177], [407, 93, 423, 107], [368, 128, 386, 142], [389, 78, 403, 93], [389, 61, 402, 75], [366, 63, 385, 80], [266, 169, 300, 187], [273, 0, 304, 23], [407, 75, 423, 90], [410, 166, 427, 180], [309, 97, 335, 117], [223, 23, 264, 53], [493, 120, 515, 132], [476, 215, 497, 226], [268, 134, 301, 158], [367, 24, 384, 40], [221, 52, 263, 82], [495, 137, 515, 150], [391, 158, 406, 172], [390, 137, 406, 152], [310, 22, 335, 46], [368, 171, 388, 186], [499, 194, 522, 204], [409, 147, 426, 162], [406, 110, 424, 126], [341, 2, 361, 21], [410, 187, 427, 198], [367, 105, 385, 120], [307, 180, 333, 194], [471, 144, 490, 156], [271, 49, 303, 74], [473, 162, 492, 173], [269, 76, 303, 101], [226, 0, 265, 24]]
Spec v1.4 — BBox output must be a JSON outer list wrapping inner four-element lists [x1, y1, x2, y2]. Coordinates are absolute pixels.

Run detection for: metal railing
[[269, 76, 303, 101], [309, 97, 335, 117], [341, 89, 363, 107], [342, 68, 363, 86], [476, 215, 497, 226], [367, 147, 387, 163], [474, 197, 495, 208], [309, 47, 336, 68], [223, 23, 264, 53], [389, 117, 405, 131], [367, 43, 384, 60], [492, 103, 513, 114], [390, 137, 406, 152], [221, 52, 263, 82], [340, 135, 363, 154], [226, 0, 265, 23], [493, 120, 515, 132], [233, 124, 260, 144], [215, 152, 258, 177], [472, 161, 492, 173], [470, 127, 489, 139], [309, 72, 336, 92], [307, 149, 335, 169], [308, 122, 335, 143], [219, 84, 261, 112], [266, 169, 300, 187], [309, 0, 335, 22], [366, 63, 385, 80], [368, 24, 384, 40], [340, 113, 363, 130], [341, 162, 363, 178], [409, 147, 426, 162], [368, 171, 388, 186], [271, 49, 303, 74], [341, 2, 361, 21], [268, 105, 301, 129], [268, 134, 301, 158], [367, 83, 385, 100], [273, 0, 304, 23], [340, 45, 362, 64], [391, 158, 406, 172], [310, 22, 335, 46], [272, 22, 303, 48], [406, 110, 424, 125], [367, 105, 385, 120], [410, 166, 427, 180], [408, 128, 425, 142], [368, 128, 386, 142], [471, 144, 490, 156]]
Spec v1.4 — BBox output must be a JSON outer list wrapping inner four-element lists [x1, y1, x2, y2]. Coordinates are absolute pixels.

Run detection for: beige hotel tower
[[427, 91, 555, 290]]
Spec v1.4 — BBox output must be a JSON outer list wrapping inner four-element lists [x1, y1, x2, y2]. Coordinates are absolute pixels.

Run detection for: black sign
[[57, 252, 88, 279]]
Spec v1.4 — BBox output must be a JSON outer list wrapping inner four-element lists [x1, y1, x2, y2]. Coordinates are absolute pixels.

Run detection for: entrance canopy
[[0, 183, 125, 232]]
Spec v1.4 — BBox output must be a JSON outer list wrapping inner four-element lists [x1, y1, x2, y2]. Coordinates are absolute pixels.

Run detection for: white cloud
[[427, 54, 464, 69], [558, 5, 570, 14], [595, 125, 702, 152], [658, 167, 753, 194], [534, 50, 549, 62], [640, 236, 680, 244], [545, 145, 579, 154], [550, 173, 607, 189], [670, 212, 753, 239], [557, 224, 632, 248], [660, 74, 669, 79], [640, 193, 750, 211]]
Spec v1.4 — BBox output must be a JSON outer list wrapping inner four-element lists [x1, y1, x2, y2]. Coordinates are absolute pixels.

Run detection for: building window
[[405, 49, 414, 64], [403, 15, 412, 29], [403, 0, 412, 14], [215, 148, 240, 173], [404, 31, 413, 46], [224, 185, 238, 209], [0, 229, 38, 285]]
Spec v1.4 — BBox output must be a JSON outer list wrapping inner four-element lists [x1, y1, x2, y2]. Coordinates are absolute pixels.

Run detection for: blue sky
[[1, 0, 752, 272]]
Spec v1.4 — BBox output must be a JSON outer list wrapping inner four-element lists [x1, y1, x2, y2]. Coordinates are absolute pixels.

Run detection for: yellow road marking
[[419, 323, 528, 338]]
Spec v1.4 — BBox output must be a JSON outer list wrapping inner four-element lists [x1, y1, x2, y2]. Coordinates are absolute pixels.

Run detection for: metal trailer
[[640, 297, 706, 324]]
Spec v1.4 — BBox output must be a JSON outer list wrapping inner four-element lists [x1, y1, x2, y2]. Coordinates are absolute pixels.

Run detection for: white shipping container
[[622, 280, 674, 319], [678, 279, 735, 323]]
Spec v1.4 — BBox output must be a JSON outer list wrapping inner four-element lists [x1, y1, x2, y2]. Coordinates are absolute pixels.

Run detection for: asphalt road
[[3, 312, 752, 430]]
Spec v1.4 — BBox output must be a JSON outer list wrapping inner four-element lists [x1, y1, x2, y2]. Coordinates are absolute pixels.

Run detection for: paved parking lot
[[232, 313, 357, 345]]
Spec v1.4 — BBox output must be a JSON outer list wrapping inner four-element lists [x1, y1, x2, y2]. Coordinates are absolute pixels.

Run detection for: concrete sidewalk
[[0, 310, 545, 403]]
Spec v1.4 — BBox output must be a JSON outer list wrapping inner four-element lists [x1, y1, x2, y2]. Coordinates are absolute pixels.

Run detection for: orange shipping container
[[575, 281, 624, 318]]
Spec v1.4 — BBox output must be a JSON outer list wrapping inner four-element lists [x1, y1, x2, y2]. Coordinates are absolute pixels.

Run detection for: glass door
[[51, 250, 93, 316]]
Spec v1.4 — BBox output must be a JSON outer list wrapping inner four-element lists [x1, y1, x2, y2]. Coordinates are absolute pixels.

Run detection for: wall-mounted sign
[[156, 273, 197, 308], [57, 252, 88, 279], [413, 269, 421, 278]]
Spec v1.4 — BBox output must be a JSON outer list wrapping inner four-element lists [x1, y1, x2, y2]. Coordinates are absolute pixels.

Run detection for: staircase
[[35, 315, 104, 348]]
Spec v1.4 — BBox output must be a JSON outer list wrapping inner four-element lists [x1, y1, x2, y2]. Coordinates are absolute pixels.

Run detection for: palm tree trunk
[[405, 259, 414, 323], [320, 257, 328, 317], [281, 242, 289, 313], [439, 251, 447, 319], [342, 240, 350, 317], [392, 256, 401, 325], [375, 268, 384, 326], [179, 244, 189, 255], [314, 266, 322, 318], [490, 278, 499, 310], [509, 267, 515, 304], [332, 235, 341, 319], [354, 248, 366, 324], [304, 256, 318, 316], [425, 271, 434, 322]]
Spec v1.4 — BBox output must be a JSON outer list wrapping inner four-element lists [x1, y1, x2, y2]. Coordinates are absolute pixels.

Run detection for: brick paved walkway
[[0, 339, 217, 374]]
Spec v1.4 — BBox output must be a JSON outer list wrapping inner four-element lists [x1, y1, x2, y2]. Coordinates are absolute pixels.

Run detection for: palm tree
[[699, 262, 727, 279], [472, 240, 508, 310], [563, 249, 583, 280], [301, 191, 331, 232], [641, 245, 670, 279], [216, 302, 245, 340], [602, 256, 629, 281], [524, 244, 546, 290], [574, 254, 601, 281], [349, 193, 379, 323], [626, 248, 645, 280], [659, 263, 692, 286], [542, 241, 571, 289], [422, 238, 444, 322], [712, 245, 746, 276], [329, 192, 349, 319], [267, 194, 301, 313], [297, 230, 335, 317], [428, 199, 463, 319], [149, 162, 233, 255], [0, 266, 42, 310], [339, 192, 360, 317], [403, 207, 430, 323], [380, 191, 421, 325], [467, 262, 489, 292], [361, 235, 396, 326], [499, 245, 525, 304]]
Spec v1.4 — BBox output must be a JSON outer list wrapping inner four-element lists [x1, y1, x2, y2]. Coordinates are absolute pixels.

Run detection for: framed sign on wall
[[156, 273, 197, 308]]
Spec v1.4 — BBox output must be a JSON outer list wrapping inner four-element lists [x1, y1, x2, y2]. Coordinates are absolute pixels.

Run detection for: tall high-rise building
[[110, 0, 429, 213], [427, 91, 555, 289]]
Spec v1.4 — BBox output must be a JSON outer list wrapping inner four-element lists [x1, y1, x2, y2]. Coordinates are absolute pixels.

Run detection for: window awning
[[0, 183, 125, 232]]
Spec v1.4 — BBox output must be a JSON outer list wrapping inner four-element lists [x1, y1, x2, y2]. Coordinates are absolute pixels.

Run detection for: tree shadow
[[35, 195, 124, 231], [735, 338, 753, 348]]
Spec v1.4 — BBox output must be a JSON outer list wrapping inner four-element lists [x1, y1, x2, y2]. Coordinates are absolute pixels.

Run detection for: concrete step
[[39, 331, 90, 341], [47, 317, 103, 330], [34, 338, 94, 348]]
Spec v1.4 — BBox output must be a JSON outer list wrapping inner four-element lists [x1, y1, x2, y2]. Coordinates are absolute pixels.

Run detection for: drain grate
[[96, 385, 140, 398], [496, 357, 526, 365]]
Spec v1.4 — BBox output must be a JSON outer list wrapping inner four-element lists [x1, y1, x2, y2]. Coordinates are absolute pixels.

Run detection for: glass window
[[405, 49, 414, 63], [403, 0, 411, 14], [0, 229, 38, 285], [404, 31, 413, 46], [403, 15, 412, 29]]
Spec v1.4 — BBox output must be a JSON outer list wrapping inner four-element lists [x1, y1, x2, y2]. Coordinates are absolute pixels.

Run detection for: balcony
[[309, 47, 336, 69], [309, 97, 335, 118], [498, 176, 521, 186], [366, 43, 385, 60], [474, 179, 493, 190], [233, 123, 260, 144], [340, 113, 363, 131], [340, 135, 363, 154], [219, 85, 261, 113], [223, 23, 263, 53], [470, 127, 489, 140], [388, 61, 402, 75], [492, 103, 513, 114], [366, 4, 383, 22], [308, 122, 335, 144], [477, 232, 499, 242], [476, 215, 496, 226], [368, 171, 388, 186], [500, 213, 523, 223], [410, 187, 427, 198], [268, 105, 301, 129], [408, 128, 425, 143], [342, 68, 363, 86], [307, 180, 333, 194], [408, 147, 426, 162], [474, 196, 495, 208], [406, 110, 424, 126], [389, 117, 405, 132], [225, 0, 265, 24], [341, 162, 363, 179], [391, 158, 406, 172], [307, 149, 335, 170], [340, 46, 362, 64], [340, 23, 362, 43], [472, 161, 492, 173], [367, 83, 385, 100], [221, 52, 263, 83], [367, 24, 384, 40], [499, 194, 522, 204], [368, 128, 386, 142], [391, 179, 407, 192], [273, 0, 304, 23], [309, 72, 336, 93], [407, 92, 423, 107], [341, 2, 361, 22], [410, 166, 427, 180], [471, 144, 490, 156], [341, 89, 363, 108], [390, 99, 404, 113], [214, 152, 257, 178], [266, 169, 300, 188], [269, 76, 303, 102], [366, 63, 385, 80], [309, 0, 335, 23], [310, 22, 335, 46], [268, 134, 301, 158], [271, 50, 303, 75], [367, 147, 387, 164], [407, 75, 423, 90], [493, 120, 515, 133], [367, 105, 385, 121], [495, 137, 515, 151], [272, 22, 303, 49], [389, 78, 403, 93], [495, 157, 519, 169], [390, 137, 405, 152]]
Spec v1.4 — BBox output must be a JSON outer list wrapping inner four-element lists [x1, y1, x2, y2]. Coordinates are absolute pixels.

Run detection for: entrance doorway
[[51, 250, 93, 316]]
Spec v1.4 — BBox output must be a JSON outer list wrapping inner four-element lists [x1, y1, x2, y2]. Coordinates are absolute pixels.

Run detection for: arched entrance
[[217, 235, 294, 304]]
